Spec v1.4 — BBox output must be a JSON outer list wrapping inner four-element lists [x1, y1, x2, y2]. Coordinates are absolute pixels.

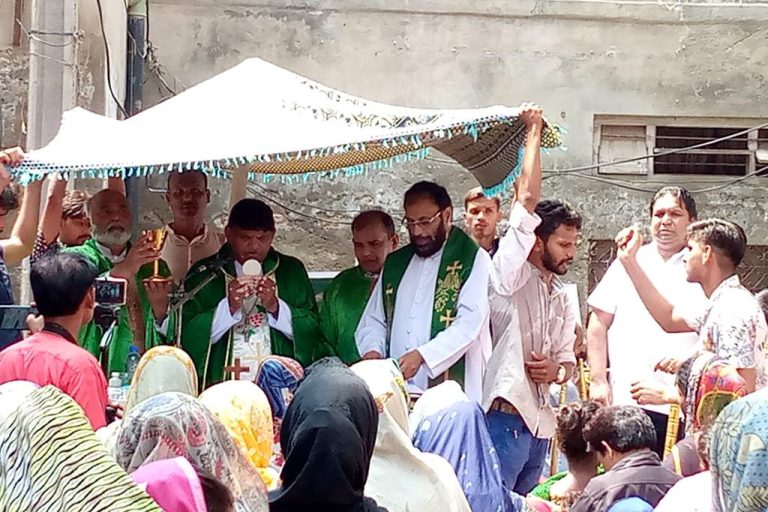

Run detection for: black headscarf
[[269, 358, 386, 512]]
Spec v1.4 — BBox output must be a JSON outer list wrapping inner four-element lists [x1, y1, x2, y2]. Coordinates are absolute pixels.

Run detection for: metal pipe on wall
[[125, 0, 147, 237]]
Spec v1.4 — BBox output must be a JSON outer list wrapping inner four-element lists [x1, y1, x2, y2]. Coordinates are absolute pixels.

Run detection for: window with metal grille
[[654, 126, 750, 176], [595, 117, 768, 177]]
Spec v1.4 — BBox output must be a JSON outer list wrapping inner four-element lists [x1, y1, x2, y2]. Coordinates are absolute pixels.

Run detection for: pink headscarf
[[131, 457, 207, 512]]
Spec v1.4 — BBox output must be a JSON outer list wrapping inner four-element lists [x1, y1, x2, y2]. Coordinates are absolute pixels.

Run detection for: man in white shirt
[[587, 187, 707, 457], [356, 181, 492, 402], [483, 106, 581, 494], [617, 218, 767, 393], [161, 170, 225, 283]]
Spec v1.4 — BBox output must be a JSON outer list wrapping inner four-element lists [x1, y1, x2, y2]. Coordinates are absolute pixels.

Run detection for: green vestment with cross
[[179, 244, 328, 390], [380, 227, 480, 387]]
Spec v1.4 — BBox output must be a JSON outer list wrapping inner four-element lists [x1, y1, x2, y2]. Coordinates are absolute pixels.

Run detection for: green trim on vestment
[[319, 266, 372, 365], [63, 239, 170, 373], [180, 244, 324, 390], [380, 228, 479, 387]]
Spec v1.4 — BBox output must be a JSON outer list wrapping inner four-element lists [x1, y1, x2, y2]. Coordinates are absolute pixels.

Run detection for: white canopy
[[14, 58, 561, 194]]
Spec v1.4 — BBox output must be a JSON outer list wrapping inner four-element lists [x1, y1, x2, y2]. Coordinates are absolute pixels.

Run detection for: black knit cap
[[227, 198, 275, 232]]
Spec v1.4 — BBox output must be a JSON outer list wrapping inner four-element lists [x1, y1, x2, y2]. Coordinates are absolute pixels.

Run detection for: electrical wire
[[95, 0, 129, 118], [246, 184, 354, 225], [16, 20, 79, 48], [251, 183, 362, 215], [425, 121, 768, 177]]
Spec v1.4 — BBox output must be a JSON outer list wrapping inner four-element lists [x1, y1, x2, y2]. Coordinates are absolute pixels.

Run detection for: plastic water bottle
[[125, 346, 141, 383], [108, 372, 123, 405]]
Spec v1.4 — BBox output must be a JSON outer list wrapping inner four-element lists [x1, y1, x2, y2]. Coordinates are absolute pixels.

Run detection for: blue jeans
[[486, 409, 550, 495]]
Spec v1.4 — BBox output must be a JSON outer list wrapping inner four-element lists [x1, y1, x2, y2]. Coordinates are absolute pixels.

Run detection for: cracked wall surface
[[137, 0, 768, 307], [2, 0, 768, 308]]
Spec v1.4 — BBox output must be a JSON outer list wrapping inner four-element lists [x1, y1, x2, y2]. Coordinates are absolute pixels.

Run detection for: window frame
[[593, 115, 768, 178]]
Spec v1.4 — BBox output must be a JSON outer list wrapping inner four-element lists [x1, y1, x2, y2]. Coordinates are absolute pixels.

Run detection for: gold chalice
[[144, 228, 171, 283]]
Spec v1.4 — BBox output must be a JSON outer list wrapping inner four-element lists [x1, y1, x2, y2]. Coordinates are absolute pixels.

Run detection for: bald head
[[88, 189, 132, 247]]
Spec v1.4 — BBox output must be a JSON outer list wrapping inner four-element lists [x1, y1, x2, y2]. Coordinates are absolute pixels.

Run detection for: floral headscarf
[[199, 380, 279, 489], [97, 346, 199, 455], [710, 389, 768, 511], [116, 392, 268, 512], [676, 351, 747, 436]]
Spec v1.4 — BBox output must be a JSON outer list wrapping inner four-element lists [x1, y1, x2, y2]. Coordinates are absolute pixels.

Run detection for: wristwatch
[[555, 364, 567, 385]]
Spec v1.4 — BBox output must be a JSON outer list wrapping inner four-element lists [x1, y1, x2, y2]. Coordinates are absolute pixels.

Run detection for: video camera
[[93, 277, 128, 330], [0, 277, 129, 331]]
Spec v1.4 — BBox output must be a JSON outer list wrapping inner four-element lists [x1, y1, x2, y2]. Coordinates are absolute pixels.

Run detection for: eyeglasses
[[401, 210, 443, 229], [169, 188, 205, 199]]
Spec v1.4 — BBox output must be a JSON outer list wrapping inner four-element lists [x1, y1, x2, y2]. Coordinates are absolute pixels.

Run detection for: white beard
[[93, 227, 131, 246]]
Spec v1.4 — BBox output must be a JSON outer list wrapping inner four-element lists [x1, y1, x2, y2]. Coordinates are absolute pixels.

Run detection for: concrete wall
[[0, 0, 30, 149], [3, 0, 768, 305], [140, 0, 768, 304]]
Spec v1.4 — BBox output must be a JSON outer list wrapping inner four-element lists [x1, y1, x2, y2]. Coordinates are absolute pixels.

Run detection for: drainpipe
[[125, 0, 146, 237]]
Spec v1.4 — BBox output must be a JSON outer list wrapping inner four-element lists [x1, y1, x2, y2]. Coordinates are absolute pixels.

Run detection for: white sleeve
[[155, 316, 170, 336], [492, 202, 541, 296], [355, 277, 387, 357], [210, 298, 242, 344], [418, 250, 492, 377], [587, 259, 623, 315], [268, 298, 294, 340], [553, 292, 578, 365]]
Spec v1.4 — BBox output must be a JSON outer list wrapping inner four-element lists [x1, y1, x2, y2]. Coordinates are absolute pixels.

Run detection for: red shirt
[[0, 330, 108, 429]]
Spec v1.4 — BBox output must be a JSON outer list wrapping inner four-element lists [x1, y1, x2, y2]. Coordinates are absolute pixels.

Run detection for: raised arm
[[491, 105, 545, 295], [38, 175, 67, 246], [514, 104, 544, 214], [107, 177, 125, 194], [617, 228, 692, 333], [0, 148, 42, 265]]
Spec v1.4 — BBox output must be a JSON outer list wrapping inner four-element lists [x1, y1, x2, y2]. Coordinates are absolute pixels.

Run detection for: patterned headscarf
[[97, 346, 199, 455], [0, 386, 161, 511], [199, 380, 279, 489], [710, 388, 768, 512], [255, 355, 304, 420], [125, 345, 199, 412], [116, 392, 268, 512], [676, 351, 748, 436]]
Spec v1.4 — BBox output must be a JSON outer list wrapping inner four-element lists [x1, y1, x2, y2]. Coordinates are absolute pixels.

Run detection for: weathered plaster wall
[[3, 0, 768, 305], [139, 0, 768, 304]]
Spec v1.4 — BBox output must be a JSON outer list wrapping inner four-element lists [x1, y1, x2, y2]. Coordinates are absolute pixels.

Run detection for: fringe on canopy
[[11, 116, 563, 192]]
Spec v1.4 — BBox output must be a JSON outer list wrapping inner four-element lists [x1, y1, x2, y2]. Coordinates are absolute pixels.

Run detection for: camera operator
[[0, 252, 108, 429]]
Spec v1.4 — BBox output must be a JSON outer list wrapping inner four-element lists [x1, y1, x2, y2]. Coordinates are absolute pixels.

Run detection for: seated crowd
[[2, 99, 768, 512]]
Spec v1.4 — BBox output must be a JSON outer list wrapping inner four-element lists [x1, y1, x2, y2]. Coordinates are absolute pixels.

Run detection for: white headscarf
[[0, 380, 39, 422], [352, 360, 471, 512]]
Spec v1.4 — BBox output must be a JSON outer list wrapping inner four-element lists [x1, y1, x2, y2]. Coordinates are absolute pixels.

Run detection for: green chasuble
[[180, 244, 325, 389], [381, 228, 479, 386], [64, 239, 171, 373], [320, 266, 373, 365]]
